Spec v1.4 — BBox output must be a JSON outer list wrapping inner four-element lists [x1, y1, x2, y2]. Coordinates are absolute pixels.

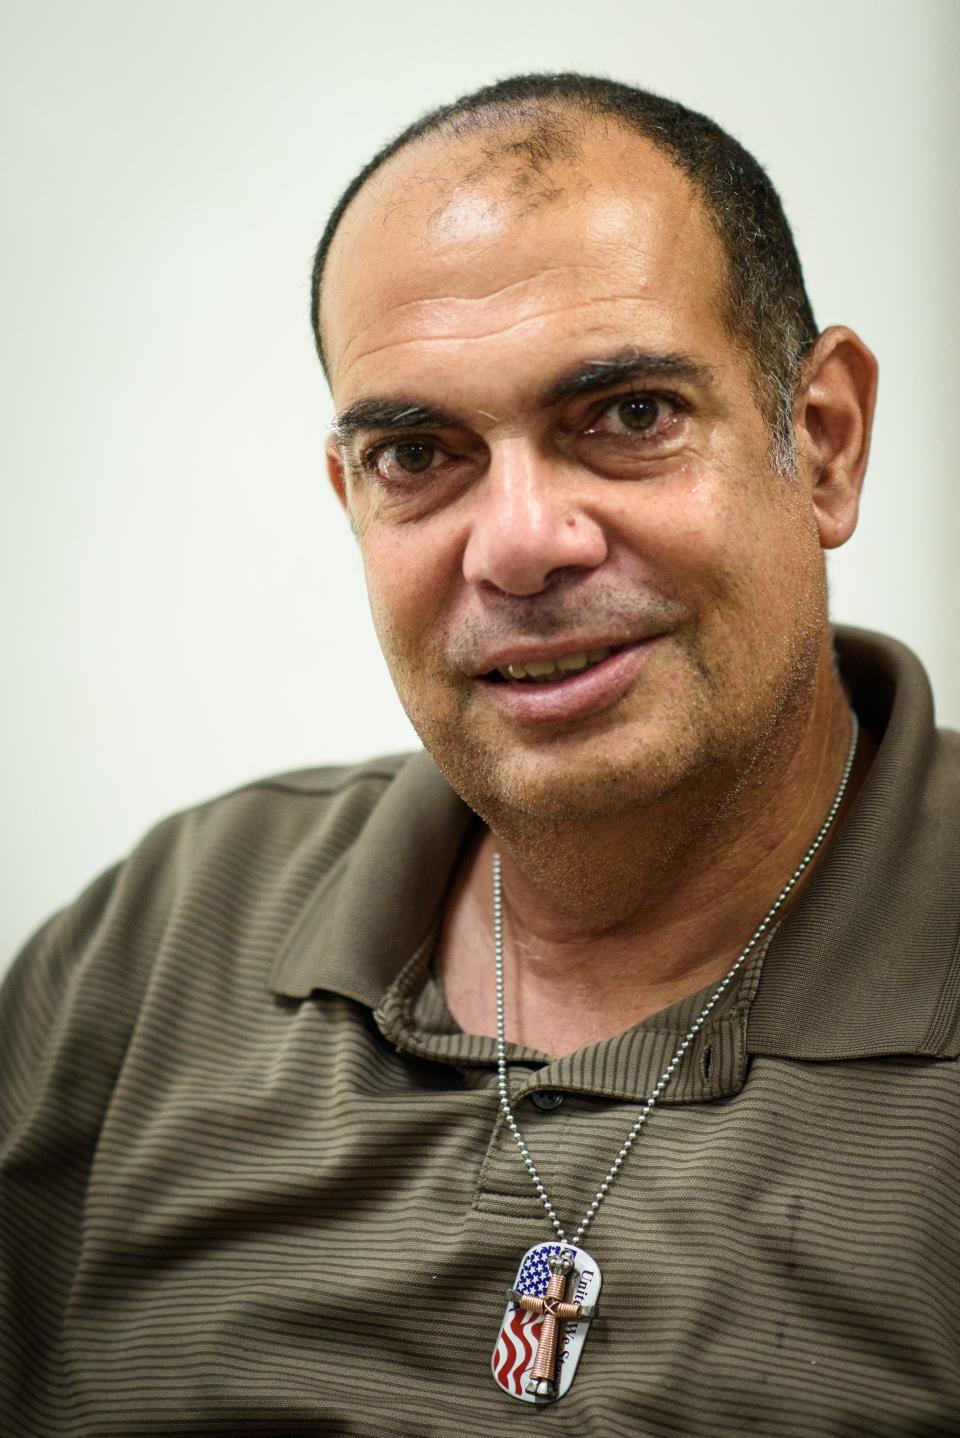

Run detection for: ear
[[326, 434, 349, 513], [793, 326, 878, 551], [327, 437, 363, 540]]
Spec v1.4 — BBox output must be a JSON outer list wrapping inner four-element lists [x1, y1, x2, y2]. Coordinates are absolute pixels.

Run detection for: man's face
[[322, 123, 827, 829]]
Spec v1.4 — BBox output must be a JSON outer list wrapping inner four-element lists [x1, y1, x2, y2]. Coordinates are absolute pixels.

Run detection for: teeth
[[497, 647, 613, 683]]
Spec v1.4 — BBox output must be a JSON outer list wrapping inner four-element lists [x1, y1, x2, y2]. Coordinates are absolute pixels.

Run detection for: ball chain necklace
[[490, 713, 860, 1404]]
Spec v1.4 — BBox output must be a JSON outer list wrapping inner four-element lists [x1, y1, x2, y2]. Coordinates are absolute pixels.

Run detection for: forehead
[[321, 120, 731, 409]]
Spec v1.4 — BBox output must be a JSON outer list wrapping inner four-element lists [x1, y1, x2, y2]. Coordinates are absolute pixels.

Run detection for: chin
[[419, 718, 699, 831]]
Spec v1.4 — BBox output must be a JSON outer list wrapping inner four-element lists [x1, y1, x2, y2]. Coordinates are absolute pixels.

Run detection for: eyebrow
[[542, 350, 718, 406], [331, 350, 717, 440], [331, 399, 458, 440]]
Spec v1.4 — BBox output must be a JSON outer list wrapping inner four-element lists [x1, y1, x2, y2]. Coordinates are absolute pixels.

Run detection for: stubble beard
[[391, 611, 824, 865], [374, 536, 828, 868]]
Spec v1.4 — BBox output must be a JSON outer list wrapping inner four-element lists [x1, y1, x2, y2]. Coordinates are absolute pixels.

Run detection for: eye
[[571, 389, 688, 478], [587, 393, 672, 437], [363, 438, 443, 484], [613, 395, 661, 432]]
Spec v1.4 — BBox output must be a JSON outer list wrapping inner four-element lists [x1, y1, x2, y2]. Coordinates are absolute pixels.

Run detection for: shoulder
[[171, 751, 418, 859], [16, 750, 426, 961], [188, 749, 417, 817], [933, 726, 960, 773], [0, 752, 430, 1130], [130, 750, 423, 882]]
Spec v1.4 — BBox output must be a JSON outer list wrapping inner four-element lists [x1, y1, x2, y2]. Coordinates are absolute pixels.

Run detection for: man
[[2, 73, 958, 1436]]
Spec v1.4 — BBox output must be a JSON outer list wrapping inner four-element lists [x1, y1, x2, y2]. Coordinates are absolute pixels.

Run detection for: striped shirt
[[2, 627, 959, 1436]]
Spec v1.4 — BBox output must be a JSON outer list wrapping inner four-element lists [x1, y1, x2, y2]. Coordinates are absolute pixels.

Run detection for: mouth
[[484, 645, 623, 684], [473, 636, 663, 727]]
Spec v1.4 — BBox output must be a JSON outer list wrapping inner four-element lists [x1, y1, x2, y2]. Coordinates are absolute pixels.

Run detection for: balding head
[[312, 74, 818, 469], [320, 118, 726, 433]]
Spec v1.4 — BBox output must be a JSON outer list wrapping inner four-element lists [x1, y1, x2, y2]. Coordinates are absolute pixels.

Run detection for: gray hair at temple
[[310, 73, 819, 475]]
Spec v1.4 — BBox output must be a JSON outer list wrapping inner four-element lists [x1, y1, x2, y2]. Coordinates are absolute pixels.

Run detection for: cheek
[[361, 546, 411, 649], [611, 474, 745, 598], [618, 470, 817, 628], [359, 530, 449, 667]]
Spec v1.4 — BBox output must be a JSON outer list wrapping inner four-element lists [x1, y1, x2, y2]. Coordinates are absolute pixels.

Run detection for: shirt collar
[[271, 750, 473, 1007], [272, 628, 960, 1063], [747, 627, 960, 1060]]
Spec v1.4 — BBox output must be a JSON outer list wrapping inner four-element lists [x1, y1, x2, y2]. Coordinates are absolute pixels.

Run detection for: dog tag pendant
[[491, 1242, 602, 1404]]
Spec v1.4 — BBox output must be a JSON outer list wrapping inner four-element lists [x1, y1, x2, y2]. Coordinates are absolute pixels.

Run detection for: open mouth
[[485, 645, 623, 684], [474, 636, 662, 725]]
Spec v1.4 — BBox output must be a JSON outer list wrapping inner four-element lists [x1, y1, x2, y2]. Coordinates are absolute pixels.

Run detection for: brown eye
[[369, 439, 442, 484], [616, 395, 660, 431], [576, 389, 686, 477], [393, 441, 435, 473]]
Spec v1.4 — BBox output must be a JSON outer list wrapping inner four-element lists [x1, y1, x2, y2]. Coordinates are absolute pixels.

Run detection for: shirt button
[[530, 1089, 565, 1111]]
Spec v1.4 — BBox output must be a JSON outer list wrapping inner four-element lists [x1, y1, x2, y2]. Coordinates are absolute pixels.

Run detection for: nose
[[461, 441, 608, 595]]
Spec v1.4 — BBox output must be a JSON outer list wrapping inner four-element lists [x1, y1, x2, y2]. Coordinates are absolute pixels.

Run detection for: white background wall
[[3, 0, 958, 970]]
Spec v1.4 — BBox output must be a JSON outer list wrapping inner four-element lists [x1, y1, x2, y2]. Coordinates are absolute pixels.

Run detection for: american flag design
[[491, 1242, 602, 1404]]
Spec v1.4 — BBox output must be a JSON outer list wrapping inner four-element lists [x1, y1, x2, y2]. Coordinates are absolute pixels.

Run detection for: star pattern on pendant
[[516, 1244, 564, 1299]]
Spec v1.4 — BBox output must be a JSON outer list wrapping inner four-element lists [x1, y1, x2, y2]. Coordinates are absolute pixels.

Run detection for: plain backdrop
[[2, 0, 958, 972]]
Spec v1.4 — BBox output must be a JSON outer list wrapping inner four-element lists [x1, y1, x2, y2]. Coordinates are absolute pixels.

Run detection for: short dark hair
[[310, 73, 818, 468]]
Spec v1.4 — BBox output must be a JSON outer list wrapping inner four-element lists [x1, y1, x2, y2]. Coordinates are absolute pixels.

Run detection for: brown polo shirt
[[2, 627, 959, 1436]]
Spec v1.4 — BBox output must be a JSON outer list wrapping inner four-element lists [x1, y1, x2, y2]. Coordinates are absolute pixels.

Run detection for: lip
[[470, 635, 641, 675], [475, 635, 663, 726]]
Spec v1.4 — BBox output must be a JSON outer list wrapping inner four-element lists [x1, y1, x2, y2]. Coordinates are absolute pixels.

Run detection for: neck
[[438, 645, 874, 1057]]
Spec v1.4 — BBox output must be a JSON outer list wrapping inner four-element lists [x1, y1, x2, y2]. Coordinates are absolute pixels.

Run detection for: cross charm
[[508, 1249, 598, 1402]]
